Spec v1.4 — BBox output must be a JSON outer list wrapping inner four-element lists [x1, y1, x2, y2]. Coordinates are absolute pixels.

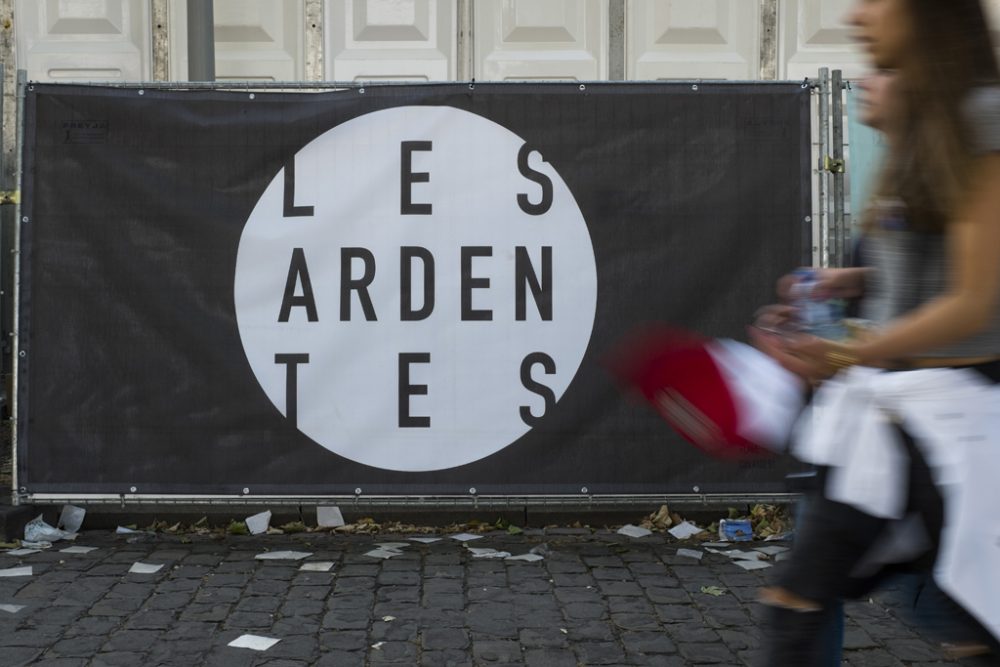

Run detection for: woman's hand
[[748, 327, 856, 383], [776, 267, 868, 302]]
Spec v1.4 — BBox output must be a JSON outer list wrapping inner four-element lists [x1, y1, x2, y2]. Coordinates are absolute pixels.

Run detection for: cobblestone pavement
[[0, 528, 971, 666]]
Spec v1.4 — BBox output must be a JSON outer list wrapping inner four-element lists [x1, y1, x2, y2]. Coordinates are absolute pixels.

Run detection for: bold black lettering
[[275, 353, 309, 427], [461, 246, 493, 321], [401, 140, 433, 215], [401, 246, 435, 321], [520, 352, 556, 426], [278, 248, 318, 322], [515, 246, 552, 321], [340, 248, 377, 321], [399, 353, 431, 428], [283, 156, 314, 217], [517, 143, 553, 215]]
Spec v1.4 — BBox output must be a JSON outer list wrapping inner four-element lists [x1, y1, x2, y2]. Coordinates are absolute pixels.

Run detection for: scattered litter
[[408, 536, 442, 544], [59, 546, 98, 555], [254, 551, 313, 561], [467, 548, 511, 559], [20, 541, 53, 549], [5, 549, 40, 557], [529, 543, 551, 557], [228, 634, 281, 651], [0, 604, 25, 613], [24, 515, 75, 543], [643, 505, 674, 531], [617, 524, 652, 539], [734, 560, 772, 571], [506, 553, 544, 562], [668, 521, 705, 540], [0, 566, 32, 577], [559, 628, 568, 634], [719, 518, 753, 542], [364, 548, 404, 560], [753, 546, 790, 556], [707, 549, 763, 561], [316, 505, 346, 528], [765, 532, 793, 542], [381, 615, 396, 622], [372, 641, 385, 650], [749, 504, 791, 540], [128, 562, 164, 574], [245, 511, 272, 536], [299, 562, 334, 572], [700, 585, 727, 596], [449, 533, 483, 542], [57, 505, 86, 533], [375, 542, 409, 549], [115, 526, 141, 534], [676, 548, 703, 561]]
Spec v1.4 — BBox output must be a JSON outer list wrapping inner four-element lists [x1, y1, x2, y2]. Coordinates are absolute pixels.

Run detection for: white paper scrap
[[58, 504, 86, 533], [20, 541, 52, 549], [668, 521, 705, 540], [0, 604, 25, 613], [129, 562, 164, 574], [5, 549, 40, 557], [506, 553, 544, 562], [469, 549, 511, 559], [316, 505, 345, 528], [115, 526, 139, 534], [0, 566, 32, 577], [676, 548, 703, 561], [299, 561, 334, 572], [753, 546, 790, 556], [449, 533, 483, 542], [60, 546, 98, 555], [721, 550, 763, 561], [228, 634, 281, 651], [364, 548, 403, 560], [734, 559, 772, 571], [381, 615, 396, 622], [617, 524, 652, 539], [245, 511, 272, 536], [408, 536, 442, 544], [254, 551, 313, 561]]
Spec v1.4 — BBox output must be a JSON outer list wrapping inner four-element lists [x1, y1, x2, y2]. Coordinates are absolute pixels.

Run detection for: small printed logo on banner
[[60, 119, 109, 144], [235, 105, 597, 471]]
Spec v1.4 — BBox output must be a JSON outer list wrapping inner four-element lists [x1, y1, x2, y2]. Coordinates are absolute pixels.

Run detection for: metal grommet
[[692, 84, 699, 91], [692, 485, 700, 493], [21, 216, 28, 223], [580, 487, 589, 494], [805, 216, 812, 223], [579, 84, 586, 91], [358, 88, 365, 94], [354, 487, 362, 495], [130, 486, 137, 493], [28, 85, 34, 91], [469, 487, 477, 495], [18, 350, 25, 357], [242, 487, 250, 495], [248, 93, 255, 100], [138, 89, 145, 96]]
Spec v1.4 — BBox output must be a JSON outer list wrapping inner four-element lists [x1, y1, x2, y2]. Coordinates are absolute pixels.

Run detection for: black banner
[[17, 82, 810, 495]]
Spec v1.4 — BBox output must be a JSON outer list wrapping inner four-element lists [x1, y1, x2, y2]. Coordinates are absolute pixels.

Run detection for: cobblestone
[[0, 528, 974, 666]]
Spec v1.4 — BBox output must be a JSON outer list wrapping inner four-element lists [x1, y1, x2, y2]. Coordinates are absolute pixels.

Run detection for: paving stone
[[473, 639, 522, 662], [90, 652, 150, 667], [620, 630, 678, 654], [845, 648, 907, 666], [1, 647, 44, 666], [47, 636, 106, 657], [101, 630, 162, 652], [524, 647, 576, 667], [573, 641, 627, 664], [314, 650, 366, 667], [367, 640, 419, 663], [676, 641, 738, 663]]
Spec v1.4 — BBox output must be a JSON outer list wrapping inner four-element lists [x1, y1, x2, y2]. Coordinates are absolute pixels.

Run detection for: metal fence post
[[187, 0, 216, 82], [9, 69, 25, 505], [831, 70, 846, 267], [817, 68, 830, 267]]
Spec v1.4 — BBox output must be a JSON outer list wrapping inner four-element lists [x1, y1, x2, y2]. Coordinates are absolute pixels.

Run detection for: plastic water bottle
[[789, 268, 846, 340]]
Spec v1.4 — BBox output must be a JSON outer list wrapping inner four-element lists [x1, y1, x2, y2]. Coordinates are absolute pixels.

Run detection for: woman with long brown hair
[[753, 0, 1000, 663]]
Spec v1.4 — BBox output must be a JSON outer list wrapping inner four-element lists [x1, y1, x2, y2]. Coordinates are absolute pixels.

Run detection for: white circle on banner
[[234, 105, 597, 471]]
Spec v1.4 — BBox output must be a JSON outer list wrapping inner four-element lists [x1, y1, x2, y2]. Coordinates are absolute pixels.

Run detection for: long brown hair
[[867, 0, 999, 234]]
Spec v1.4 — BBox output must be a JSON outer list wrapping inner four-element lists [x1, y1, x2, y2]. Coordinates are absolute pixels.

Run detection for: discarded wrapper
[[719, 519, 753, 542]]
